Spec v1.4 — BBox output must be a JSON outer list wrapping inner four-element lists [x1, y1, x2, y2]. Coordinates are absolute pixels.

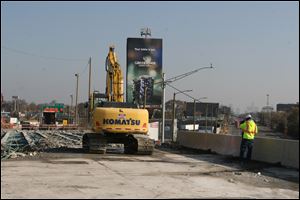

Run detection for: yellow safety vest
[[240, 119, 258, 140]]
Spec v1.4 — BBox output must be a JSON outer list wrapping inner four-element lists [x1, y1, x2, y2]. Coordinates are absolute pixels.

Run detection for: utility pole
[[12, 96, 18, 113], [205, 104, 208, 133], [211, 104, 213, 133], [161, 73, 165, 143], [172, 93, 176, 139], [75, 73, 79, 125], [69, 94, 73, 124], [88, 57, 92, 124], [193, 99, 196, 131], [267, 94, 272, 128], [215, 106, 218, 133], [143, 86, 147, 109]]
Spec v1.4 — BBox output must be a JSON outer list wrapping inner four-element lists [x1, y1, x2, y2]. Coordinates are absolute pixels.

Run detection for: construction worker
[[239, 114, 258, 162]]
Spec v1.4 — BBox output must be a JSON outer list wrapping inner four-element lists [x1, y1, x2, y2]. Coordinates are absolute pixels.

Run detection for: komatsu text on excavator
[[82, 46, 154, 154]]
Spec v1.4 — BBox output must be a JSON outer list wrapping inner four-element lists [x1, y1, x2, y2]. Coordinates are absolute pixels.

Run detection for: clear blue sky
[[1, 1, 299, 113]]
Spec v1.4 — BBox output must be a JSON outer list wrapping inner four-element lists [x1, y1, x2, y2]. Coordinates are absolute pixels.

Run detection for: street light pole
[[193, 97, 207, 132], [205, 104, 208, 133], [88, 57, 92, 124], [70, 94, 73, 124], [172, 89, 192, 142], [75, 73, 79, 125], [172, 92, 176, 138], [156, 65, 213, 143], [211, 104, 213, 133], [193, 99, 196, 131]]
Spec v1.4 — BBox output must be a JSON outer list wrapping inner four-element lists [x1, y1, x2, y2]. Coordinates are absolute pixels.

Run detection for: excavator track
[[82, 133, 107, 154], [124, 134, 154, 155], [83, 133, 154, 155]]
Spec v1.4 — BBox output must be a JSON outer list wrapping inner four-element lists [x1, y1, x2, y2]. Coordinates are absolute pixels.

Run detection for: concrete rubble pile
[[1, 129, 85, 160]]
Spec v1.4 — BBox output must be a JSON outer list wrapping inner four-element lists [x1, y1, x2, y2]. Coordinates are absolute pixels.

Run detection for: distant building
[[1, 111, 10, 118], [185, 102, 219, 118], [41, 103, 65, 124], [180, 102, 222, 134], [276, 103, 299, 112]]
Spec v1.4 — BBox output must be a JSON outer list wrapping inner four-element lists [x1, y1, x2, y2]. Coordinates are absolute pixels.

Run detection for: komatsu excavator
[[82, 46, 154, 154]]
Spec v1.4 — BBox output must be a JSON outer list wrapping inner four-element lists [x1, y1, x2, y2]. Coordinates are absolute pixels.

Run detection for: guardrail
[[177, 131, 299, 169]]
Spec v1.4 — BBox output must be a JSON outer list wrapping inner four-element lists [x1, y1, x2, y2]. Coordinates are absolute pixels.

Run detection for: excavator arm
[[105, 46, 124, 102]]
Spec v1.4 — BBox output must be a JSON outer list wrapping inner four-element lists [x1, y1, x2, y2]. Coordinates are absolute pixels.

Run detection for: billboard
[[126, 38, 162, 108]]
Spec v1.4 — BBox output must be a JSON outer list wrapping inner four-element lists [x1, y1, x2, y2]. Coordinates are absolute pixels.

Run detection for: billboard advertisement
[[126, 38, 162, 108]]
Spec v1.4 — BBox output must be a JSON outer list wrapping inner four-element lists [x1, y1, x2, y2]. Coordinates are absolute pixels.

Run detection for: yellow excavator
[[82, 46, 154, 154]]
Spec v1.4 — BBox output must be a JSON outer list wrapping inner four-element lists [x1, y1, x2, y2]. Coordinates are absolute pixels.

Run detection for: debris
[[228, 179, 235, 183], [10, 152, 17, 159], [1, 130, 85, 160], [8, 152, 26, 159], [234, 172, 242, 175]]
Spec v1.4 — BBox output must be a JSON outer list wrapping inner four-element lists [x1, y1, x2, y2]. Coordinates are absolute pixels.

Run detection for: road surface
[[1, 147, 298, 199]]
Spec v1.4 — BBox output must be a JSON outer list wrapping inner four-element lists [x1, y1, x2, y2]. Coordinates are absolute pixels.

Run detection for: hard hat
[[245, 114, 252, 119]]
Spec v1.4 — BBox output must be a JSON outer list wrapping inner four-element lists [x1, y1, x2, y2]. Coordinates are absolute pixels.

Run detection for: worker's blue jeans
[[240, 138, 254, 161]]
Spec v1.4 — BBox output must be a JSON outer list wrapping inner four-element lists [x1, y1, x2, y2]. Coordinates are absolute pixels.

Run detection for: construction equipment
[[82, 46, 154, 154]]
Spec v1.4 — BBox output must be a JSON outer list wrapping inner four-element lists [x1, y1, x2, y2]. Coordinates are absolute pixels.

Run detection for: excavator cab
[[91, 91, 107, 108], [90, 91, 138, 109]]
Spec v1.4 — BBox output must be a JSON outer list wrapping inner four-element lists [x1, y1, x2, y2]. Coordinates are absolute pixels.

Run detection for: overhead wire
[[79, 59, 90, 75], [2, 45, 91, 80], [166, 83, 198, 101], [1, 46, 87, 61]]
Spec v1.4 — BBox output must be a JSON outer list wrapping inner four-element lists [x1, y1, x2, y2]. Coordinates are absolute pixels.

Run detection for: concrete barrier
[[177, 131, 299, 169]]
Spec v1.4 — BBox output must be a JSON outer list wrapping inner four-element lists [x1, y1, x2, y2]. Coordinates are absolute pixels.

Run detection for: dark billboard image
[[126, 38, 162, 107]]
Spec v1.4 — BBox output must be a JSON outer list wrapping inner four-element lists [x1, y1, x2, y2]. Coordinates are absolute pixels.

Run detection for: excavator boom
[[105, 46, 124, 102]]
